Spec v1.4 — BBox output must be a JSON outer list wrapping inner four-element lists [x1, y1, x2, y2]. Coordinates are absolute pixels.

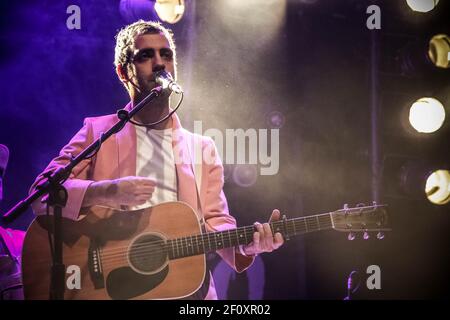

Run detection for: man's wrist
[[83, 180, 110, 207]]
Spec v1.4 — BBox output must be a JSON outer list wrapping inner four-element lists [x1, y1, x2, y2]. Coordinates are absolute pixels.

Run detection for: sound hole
[[128, 233, 168, 274]]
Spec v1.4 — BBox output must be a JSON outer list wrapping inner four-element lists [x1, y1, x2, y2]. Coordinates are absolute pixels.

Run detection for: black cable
[[130, 91, 184, 128], [80, 91, 183, 162]]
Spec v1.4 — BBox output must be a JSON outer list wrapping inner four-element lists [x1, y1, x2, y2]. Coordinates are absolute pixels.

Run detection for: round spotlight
[[428, 34, 450, 69], [232, 164, 258, 188], [425, 170, 450, 205], [409, 97, 446, 133], [406, 0, 440, 13], [119, 0, 184, 24], [155, 0, 185, 24]]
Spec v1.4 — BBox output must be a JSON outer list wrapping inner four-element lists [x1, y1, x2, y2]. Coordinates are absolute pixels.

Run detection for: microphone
[[154, 70, 183, 94]]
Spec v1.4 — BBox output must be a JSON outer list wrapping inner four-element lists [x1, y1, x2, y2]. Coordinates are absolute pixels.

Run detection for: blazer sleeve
[[201, 137, 255, 273], [29, 118, 96, 221]]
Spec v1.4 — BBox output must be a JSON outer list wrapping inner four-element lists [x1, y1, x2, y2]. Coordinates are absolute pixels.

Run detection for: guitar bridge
[[88, 240, 105, 289]]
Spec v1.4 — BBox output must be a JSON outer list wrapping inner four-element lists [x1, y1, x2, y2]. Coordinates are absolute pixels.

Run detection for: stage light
[[216, 0, 286, 47], [406, 0, 440, 13], [428, 34, 450, 69], [425, 170, 450, 205], [154, 0, 185, 24], [120, 0, 185, 24], [409, 97, 446, 133], [383, 155, 450, 206]]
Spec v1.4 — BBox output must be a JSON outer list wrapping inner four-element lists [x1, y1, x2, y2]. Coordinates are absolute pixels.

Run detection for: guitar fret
[[223, 231, 227, 248], [216, 233, 222, 249], [195, 234, 200, 255], [291, 220, 297, 235], [206, 232, 212, 252], [200, 235, 205, 253], [306, 217, 316, 231], [188, 237, 192, 255], [316, 215, 320, 230], [170, 240, 175, 259], [175, 238, 179, 257], [303, 218, 308, 233], [272, 221, 281, 235], [181, 237, 185, 257]]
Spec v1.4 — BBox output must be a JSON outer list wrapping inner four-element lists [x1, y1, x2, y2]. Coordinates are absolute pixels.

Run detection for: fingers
[[107, 176, 156, 206], [121, 176, 157, 187], [132, 177, 156, 198], [269, 209, 281, 222], [274, 232, 284, 249], [135, 177, 157, 187], [262, 222, 274, 251], [253, 222, 275, 252], [252, 229, 260, 248], [134, 185, 155, 194]]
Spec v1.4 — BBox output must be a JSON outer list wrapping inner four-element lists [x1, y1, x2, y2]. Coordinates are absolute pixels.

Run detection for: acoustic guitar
[[21, 201, 389, 300]]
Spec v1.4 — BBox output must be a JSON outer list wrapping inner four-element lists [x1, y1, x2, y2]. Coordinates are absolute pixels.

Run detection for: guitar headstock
[[330, 203, 390, 240]]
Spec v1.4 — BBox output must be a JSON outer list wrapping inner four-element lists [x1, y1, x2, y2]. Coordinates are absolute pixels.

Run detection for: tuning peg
[[348, 232, 356, 241], [343, 203, 349, 210], [376, 231, 385, 240], [363, 231, 370, 240]]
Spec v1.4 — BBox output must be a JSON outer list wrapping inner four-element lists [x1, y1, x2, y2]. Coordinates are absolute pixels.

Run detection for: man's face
[[127, 32, 175, 97]]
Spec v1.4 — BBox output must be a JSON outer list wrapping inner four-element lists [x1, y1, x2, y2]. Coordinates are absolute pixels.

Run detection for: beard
[[134, 78, 172, 105]]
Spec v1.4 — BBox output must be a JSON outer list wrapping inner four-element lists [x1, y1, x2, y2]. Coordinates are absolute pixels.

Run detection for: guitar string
[[90, 215, 333, 261], [40, 214, 332, 263], [98, 222, 335, 268], [54, 215, 334, 265], [86, 213, 333, 258], [97, 219, 334, 266], [31, 219, 335, 270]]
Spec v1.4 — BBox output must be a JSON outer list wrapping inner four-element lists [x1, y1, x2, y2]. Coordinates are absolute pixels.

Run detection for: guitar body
[[22, 201, 206, 300]]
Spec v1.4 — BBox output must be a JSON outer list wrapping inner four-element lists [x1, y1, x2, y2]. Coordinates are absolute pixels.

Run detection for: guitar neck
[[166, 212, 333, 260]]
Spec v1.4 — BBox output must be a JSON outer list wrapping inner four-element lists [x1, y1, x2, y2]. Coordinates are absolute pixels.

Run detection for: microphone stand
[[2, 86, 163, 300]]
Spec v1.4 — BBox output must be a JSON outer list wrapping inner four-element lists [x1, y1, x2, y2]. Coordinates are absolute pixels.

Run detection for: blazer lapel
[[172, 114, 199, 214]]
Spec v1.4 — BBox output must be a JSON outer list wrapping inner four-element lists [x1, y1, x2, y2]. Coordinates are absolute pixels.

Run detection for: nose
[[152, 64, 165, 73], [152, 51, 166, 72]]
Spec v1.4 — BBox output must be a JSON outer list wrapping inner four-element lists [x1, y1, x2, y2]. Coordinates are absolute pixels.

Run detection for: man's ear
[[116, 64, 129, 82]]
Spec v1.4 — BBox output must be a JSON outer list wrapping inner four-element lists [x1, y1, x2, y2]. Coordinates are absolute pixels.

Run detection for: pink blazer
[[30, 106, 254, 299]]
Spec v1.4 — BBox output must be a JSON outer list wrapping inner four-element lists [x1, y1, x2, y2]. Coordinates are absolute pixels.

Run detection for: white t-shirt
[[132, 126, 178, 210]]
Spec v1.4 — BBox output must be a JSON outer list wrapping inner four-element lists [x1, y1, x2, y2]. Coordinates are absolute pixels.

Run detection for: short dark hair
[[114, 20, 177, 74]]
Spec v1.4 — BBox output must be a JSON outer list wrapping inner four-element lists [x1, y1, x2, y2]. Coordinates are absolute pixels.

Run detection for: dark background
[[0, 0, 449, 299]]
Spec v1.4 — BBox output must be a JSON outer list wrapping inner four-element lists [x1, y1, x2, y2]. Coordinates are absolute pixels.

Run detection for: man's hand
[[242, 209, 284, 256], [83, 176, 156, 208]]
